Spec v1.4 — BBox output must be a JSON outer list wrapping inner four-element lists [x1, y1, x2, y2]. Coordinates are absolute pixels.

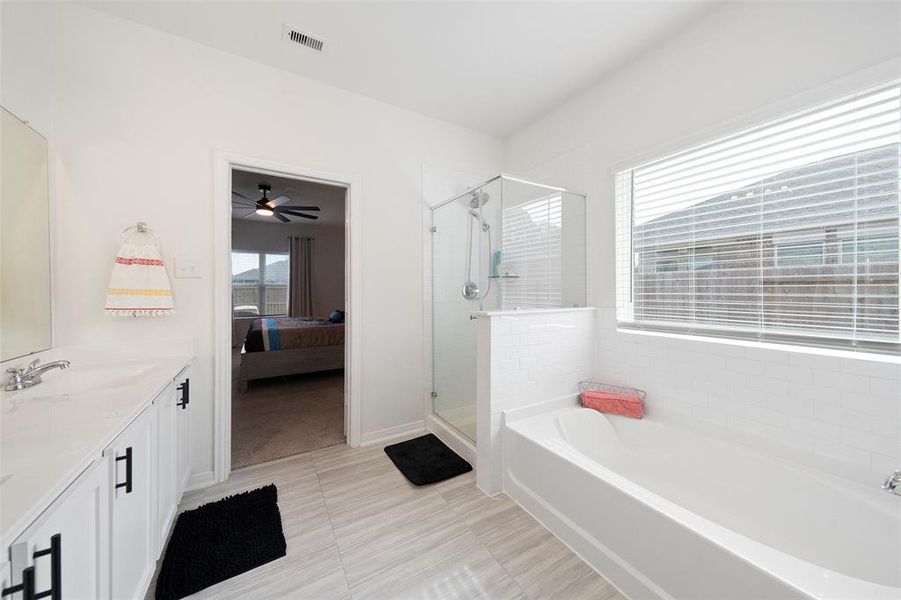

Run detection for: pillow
[[328, 309, 345, 323]]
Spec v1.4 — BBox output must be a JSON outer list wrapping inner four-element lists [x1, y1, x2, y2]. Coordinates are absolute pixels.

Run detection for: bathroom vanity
[[1, 106, 197, 599], [0, 352, 194, 599]]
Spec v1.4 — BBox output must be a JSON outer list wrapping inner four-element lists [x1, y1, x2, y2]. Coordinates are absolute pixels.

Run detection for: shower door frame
[[429, 184, 488, 442], [428, 174, 589, 437]]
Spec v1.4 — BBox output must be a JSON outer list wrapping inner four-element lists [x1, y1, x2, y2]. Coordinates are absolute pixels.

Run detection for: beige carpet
[[231, 363, 345, 470]]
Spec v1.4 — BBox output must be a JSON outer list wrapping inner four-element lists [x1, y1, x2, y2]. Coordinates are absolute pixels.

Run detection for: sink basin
[[22, 363, 158, 395], [58, 364, 156, 392]]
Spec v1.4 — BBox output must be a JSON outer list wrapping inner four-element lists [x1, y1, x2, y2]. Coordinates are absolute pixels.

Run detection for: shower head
[[469, 191, 490, 209]]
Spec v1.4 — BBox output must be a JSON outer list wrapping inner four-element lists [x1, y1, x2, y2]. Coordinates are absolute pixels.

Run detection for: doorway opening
[[229, 168, 347, 469]]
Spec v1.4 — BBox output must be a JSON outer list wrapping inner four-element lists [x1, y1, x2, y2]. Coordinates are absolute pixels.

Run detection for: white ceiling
[[83, 1, 715, 137], [231, 169, 346, 226]]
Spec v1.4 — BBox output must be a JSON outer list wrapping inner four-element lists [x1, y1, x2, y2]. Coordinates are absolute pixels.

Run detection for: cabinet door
[[175, 367, 192, 497], [106, 406, 154, 600], [0, 560, 9, 600], [154, 380, 178, 557], [5, 459, 109, 600]]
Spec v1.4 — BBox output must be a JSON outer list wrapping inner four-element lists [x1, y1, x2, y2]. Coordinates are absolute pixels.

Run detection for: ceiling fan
[[232, 183, 320, 222]]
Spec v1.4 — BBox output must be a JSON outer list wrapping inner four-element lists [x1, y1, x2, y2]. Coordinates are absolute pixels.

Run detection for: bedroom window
[[615, 81, 901, 353], [231, 251, 290, 316]]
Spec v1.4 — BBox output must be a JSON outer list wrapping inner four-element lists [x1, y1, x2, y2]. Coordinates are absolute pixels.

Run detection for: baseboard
[[360, 420, 425, 447], [185, 469, 216, 492], [427, 414, 476, 466]]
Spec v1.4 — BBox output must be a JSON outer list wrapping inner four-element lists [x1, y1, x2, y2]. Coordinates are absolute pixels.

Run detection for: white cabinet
[[154, 380, 178, 557], [2, 360, 194, 600], [175, 367, 192, 498], [3, 459, 109, 600], [155, 366, 193, 558], [106, 406, 155, 600]]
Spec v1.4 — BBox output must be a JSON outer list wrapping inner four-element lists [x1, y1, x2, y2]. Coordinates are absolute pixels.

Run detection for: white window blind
[[502, 193, 563, 309], [616, 82, 901, 352]]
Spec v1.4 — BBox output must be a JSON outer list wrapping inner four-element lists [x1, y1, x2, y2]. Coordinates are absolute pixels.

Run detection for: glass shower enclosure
[[430, 175, 587, 442]]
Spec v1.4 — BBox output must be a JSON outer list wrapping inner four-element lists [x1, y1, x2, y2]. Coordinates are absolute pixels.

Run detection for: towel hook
[[120, 221, 161, 248]]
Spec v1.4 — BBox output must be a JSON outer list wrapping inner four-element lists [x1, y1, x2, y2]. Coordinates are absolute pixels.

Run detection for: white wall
[[503, 1, 901, 482], [0, 1, 54, 138], [231, 219, 345, 318], [3, 3, 501, 480]]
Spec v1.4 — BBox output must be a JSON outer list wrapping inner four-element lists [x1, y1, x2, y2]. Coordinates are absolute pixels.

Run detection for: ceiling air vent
[[283, 25, 325, 52]]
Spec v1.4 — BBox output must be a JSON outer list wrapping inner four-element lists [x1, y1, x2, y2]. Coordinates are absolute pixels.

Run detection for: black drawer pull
[[31, 534, 61, 600], [0, 531, 57, 600], [176, 378, 190, 410], [115, 447, 133, 494], [1, 565, 35, 600]]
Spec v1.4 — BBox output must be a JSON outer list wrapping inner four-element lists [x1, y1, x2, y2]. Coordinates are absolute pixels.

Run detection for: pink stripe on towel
[[580, 390, 644, 419]]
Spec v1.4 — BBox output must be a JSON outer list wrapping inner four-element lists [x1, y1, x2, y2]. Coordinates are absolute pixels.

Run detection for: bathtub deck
[[145, 439, 625, 599]]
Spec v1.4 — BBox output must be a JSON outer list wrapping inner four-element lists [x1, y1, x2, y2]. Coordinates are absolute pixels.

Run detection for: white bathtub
[[503, 407, 901, 600]]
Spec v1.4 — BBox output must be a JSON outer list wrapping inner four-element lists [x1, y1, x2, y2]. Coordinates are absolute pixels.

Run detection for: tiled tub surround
[[595, 308, 901, 486], [503, 407, 900, 600], [475, 307, 596, 494], [0, 340, 193, 545]]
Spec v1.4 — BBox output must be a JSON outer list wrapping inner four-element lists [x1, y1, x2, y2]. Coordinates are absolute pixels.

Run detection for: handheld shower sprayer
[[461, 190, 492, 301]]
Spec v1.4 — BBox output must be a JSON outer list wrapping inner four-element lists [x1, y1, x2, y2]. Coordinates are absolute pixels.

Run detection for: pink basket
[[578, 381, 645, 419]]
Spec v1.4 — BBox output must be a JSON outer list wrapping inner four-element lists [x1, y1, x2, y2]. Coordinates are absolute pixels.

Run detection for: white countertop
[[0, 351, 192, 546]]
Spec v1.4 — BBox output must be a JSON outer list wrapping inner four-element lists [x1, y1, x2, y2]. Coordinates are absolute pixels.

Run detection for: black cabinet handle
[[176, 378, 190, 410], [115, 447, 133, 494], [31, 534, 61, 600], [1, 565, 35, 600], [0, 532, 58, 600]]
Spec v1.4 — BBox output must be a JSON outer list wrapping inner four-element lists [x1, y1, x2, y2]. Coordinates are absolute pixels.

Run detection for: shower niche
[[430, 175, 587, 441]]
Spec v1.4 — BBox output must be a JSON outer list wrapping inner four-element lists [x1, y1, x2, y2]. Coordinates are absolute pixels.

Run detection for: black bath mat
[[155, 484, 286, 600], [384, 433, 472, 486]]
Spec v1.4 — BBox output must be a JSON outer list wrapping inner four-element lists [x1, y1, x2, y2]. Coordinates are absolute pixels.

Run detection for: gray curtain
[[288, 236, 314, 318]]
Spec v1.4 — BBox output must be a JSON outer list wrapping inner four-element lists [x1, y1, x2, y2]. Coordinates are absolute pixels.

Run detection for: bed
[[237, 317, 344, 392]]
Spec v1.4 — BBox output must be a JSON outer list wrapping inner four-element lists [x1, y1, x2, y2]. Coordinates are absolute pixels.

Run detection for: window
[[615, 82, 900, 352], [774, 240, 826, 267], [841, 238, 899, 265], [231, 251, 289, 316], [501, 193, 563, 309]]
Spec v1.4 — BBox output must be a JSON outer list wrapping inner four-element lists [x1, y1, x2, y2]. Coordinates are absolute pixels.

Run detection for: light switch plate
[[174, 256, 202, 278]]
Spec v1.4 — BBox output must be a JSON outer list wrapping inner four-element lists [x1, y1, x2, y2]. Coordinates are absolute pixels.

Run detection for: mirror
[[0, 106, 52, 362]]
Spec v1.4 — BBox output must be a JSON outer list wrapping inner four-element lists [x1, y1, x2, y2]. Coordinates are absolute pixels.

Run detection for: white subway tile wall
[[476, 308, 596, 493], [596, 308, 900, 484]]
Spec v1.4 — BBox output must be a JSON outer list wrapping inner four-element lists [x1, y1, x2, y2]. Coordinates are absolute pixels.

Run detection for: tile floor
[[148, 440, 625, 599]]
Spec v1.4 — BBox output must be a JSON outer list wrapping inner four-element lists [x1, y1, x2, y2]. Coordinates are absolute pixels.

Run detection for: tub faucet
[[5, 359, 70, 391], [883, 471, 901, 496]]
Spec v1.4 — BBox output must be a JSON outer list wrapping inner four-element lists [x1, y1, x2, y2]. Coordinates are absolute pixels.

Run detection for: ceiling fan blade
[[232, 190, 256, 202], [280, 210, 318, 220], [274, 212, 290, 223], [232, 198, 256, 207], [270, 194, 292, 207], [277, 205, 320, 211], [239, 209, 256, 218]]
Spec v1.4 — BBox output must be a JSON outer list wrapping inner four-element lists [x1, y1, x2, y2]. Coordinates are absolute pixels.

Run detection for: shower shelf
[[488, 274, 520, 279]]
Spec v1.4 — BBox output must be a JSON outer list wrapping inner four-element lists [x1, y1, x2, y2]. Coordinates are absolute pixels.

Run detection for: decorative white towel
[[105, 243, 174, 317]]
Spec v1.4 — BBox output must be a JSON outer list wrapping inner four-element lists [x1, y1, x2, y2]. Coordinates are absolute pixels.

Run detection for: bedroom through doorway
[[230, 168, 347, 470]]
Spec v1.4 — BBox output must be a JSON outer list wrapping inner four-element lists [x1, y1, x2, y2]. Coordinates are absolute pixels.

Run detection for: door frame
[[213, 151, 362, 483]]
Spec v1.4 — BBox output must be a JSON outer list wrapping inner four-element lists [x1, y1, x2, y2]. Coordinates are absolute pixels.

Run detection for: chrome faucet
[[5, 359, 70, 391], [883, 471, 901, 496]]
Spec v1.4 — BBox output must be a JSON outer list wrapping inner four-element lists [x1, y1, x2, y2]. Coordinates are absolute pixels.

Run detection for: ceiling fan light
[[255, 207, 274, 217]]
